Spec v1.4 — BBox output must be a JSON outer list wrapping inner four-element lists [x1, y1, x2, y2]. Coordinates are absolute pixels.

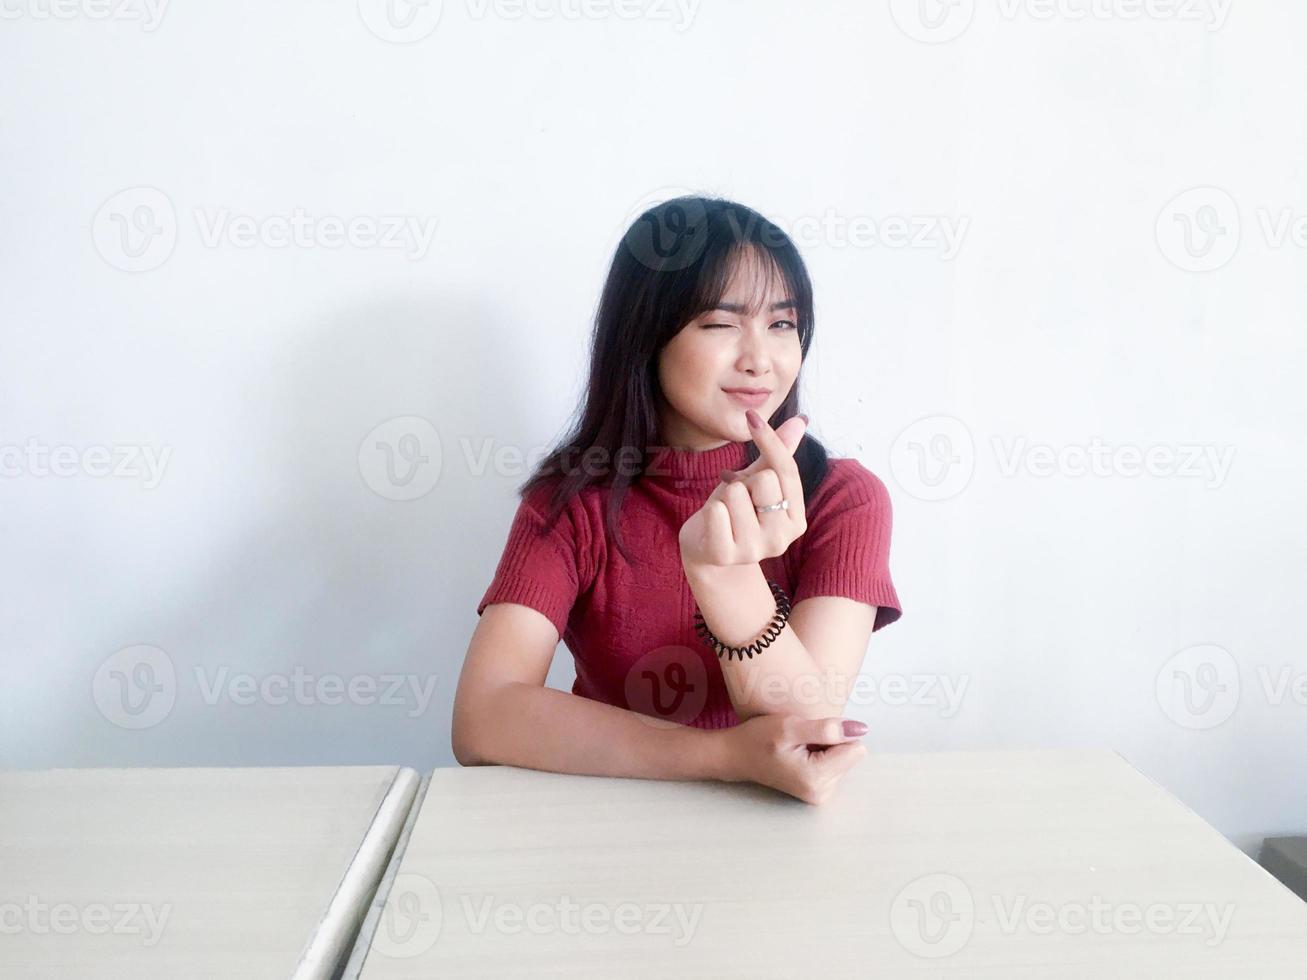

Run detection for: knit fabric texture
[[476, 439, 903, 730]]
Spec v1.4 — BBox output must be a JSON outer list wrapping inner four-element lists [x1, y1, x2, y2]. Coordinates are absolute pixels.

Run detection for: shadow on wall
[[64, 287, 565, 771]]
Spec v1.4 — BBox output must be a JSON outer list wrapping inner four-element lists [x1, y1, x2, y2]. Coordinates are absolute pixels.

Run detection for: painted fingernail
[[746, 409, 762, 429], [842, 720, 868, 737], [799, 413, 809, 425], [719, 468, 736, 483]]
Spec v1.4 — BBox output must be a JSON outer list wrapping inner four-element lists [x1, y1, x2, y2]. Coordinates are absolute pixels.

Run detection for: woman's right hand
[[717, 714, 869, 805]]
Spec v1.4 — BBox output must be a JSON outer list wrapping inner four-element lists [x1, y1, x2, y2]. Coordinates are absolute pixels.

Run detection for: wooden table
[[0, 765, 419, 979], [351, 749, 1307, 978]]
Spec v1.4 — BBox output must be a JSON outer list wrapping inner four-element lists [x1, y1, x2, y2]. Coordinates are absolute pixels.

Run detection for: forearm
[[684, 559, 842, 722], [454, 681, 734, 782]]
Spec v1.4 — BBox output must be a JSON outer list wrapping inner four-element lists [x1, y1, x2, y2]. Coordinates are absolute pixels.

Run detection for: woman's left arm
[[684, 559, 877, 722], [678, 410, 884, 721]]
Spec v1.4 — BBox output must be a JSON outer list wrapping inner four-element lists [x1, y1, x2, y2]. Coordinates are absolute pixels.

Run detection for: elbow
[[452, 726, 492, 767], [449, 700, 499, 768], [451, 702, 492, 767], [452, 710, 488, 773]]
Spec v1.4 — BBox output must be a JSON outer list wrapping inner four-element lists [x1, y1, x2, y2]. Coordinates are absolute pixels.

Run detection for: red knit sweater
[[476, 439, 902, 730]]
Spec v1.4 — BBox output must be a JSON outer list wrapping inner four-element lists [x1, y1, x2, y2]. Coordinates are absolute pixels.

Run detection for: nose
[[735, 325, 772, 375]]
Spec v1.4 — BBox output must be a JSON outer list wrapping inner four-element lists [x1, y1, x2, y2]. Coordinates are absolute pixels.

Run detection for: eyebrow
[[710, 299, 797, 313]]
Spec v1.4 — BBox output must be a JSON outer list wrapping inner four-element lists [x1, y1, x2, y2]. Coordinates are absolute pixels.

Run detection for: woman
[[452, 195, 903, 805]]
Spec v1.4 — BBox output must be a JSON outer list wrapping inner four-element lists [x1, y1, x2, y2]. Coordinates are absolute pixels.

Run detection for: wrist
[[700, 726, 744, 783]]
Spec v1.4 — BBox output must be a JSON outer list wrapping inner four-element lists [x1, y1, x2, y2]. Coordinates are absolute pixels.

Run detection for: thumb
[[726, 414, 810, 481], [800, 716, 868, 748]]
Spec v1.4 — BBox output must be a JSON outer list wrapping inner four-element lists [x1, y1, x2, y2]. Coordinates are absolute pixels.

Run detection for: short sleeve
[[476, 485, 584, 640], [791, 463, 903, 632]]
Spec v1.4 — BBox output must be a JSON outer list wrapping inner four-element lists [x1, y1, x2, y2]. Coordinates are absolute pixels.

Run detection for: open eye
[[771, 320, 797, 331]]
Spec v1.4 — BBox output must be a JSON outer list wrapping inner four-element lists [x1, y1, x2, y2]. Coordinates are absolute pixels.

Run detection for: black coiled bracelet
[[693, 580, 793, 661]]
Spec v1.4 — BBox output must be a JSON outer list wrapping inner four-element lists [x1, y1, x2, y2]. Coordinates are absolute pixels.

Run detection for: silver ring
[[755, 498, 789, 514]]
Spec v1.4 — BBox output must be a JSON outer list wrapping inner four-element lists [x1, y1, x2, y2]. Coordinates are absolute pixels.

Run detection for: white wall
[[2, 0, 1302, 856]]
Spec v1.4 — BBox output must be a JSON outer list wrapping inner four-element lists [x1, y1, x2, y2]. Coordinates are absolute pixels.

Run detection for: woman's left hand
[[678, 411, 809, 571]]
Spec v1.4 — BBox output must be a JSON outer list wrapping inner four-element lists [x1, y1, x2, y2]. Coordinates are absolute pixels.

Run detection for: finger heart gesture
[[678, 411, 809, 570]]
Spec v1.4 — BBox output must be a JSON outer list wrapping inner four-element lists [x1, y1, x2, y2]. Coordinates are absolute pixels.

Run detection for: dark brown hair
[[517, 195, 832, 565]]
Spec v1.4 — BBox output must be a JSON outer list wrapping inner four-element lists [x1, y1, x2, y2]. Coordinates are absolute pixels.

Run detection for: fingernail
[[798, 413, 809, 425], [746, 409, 761, 429], [718, 468, 736, 483], [842, 720, 868, 737]]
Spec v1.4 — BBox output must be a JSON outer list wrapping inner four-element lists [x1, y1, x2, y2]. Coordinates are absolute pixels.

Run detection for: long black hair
[[517, 194, 833, 566]]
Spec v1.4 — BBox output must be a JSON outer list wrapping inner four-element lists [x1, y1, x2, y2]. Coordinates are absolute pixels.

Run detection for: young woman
[[452, 195, 903, 805]]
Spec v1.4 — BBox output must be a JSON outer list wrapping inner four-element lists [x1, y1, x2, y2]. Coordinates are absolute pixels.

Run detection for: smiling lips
[[722, 387, 771, 407]]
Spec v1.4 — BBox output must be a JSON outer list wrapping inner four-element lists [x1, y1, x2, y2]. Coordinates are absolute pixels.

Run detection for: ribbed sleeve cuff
[[792, 572, 903, 632], [477, 579, 571, 641]]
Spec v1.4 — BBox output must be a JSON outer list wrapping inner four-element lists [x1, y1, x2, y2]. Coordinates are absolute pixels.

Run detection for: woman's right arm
[[452, 602, 870, 804], [451, 602, 732, 781]]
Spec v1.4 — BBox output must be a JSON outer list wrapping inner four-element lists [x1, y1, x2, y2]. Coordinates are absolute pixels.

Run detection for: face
[[656, 249, 802, 450]]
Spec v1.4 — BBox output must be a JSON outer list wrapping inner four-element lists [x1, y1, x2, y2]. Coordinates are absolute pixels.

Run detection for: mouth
[[722, 387, 772, 408]]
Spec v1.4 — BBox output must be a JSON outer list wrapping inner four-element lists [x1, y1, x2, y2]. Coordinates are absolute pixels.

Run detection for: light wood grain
[[356, 748, 1307, 978], [0, 765, 418, 980]]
